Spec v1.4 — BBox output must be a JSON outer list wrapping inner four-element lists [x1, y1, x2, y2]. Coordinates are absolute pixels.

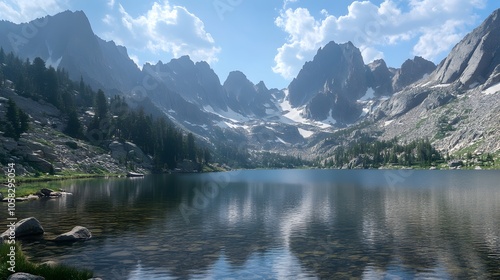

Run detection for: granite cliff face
[[431, 9, 500, 88]]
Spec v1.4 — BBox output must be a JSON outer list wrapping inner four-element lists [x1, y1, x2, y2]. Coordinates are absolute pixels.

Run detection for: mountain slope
[[0, 9, 498, 168], [0, 10, 140, 92]]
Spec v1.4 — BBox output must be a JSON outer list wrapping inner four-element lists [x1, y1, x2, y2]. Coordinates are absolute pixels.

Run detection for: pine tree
[[187, 133, 196, 161], [3, 99, 29, 140], [95, 89, 108, 119], [65, 110, 83, 138]]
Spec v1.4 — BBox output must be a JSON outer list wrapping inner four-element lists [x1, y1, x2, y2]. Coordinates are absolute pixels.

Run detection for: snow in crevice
[[45, 41, 62, 69], [431, 83, 451, 88], [276, 136, 290, 145]]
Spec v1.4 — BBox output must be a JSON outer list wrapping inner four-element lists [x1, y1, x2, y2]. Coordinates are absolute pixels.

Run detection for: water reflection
[[1, 170, 499, 279]]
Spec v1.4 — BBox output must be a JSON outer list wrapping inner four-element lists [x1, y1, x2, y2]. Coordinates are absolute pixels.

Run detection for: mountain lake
[[2, 169, 500, 279]]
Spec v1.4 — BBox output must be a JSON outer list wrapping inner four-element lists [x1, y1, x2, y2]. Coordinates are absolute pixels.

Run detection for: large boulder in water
[[54, 226, 92, 242], [0, 217, 44, 240]]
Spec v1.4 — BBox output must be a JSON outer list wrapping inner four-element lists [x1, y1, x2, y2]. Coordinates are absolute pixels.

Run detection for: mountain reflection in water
[[3, 170, 499, 279]]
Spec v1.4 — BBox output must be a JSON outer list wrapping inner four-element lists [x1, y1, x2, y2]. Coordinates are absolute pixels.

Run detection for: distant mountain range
[[0, 9, 498, 161]]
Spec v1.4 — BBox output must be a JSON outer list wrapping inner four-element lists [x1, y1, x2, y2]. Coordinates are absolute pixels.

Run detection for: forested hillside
[[0, 49, 207, 174]]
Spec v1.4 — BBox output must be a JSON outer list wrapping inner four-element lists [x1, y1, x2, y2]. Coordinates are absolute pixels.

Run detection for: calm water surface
[[2, 170, 500, 279]]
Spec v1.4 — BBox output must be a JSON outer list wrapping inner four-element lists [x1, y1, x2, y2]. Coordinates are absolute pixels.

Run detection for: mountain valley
[[0, 9, 499, 173]]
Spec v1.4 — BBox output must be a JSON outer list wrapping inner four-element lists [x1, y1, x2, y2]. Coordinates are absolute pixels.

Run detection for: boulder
[[25, 154, 54, 173], [40, 188, 55, 197], [0, 217, 44, 240], [109, 141, 127, 162], [7, 273, 45, 280], [54, 226, 92, 242], [448, 160, 464, 168]]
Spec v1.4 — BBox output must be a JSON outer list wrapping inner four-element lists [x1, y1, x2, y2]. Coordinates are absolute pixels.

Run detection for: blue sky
[[0, 0, 498, 89]]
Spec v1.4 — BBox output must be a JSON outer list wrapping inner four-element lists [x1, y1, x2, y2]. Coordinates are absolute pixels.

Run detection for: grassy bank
[[0, 243, 93, 280], [1, 172, 120, 197]]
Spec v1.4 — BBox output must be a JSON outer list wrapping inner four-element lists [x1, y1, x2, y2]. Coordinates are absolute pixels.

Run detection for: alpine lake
[[2, 169, 500, 279]]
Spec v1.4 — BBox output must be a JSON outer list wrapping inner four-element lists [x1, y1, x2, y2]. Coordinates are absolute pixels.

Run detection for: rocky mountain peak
[[256, 81, 268, 94], [287, 40, 367, 122], [366, 59, 393, 96], [431, 8, 500, 88], [392, 56, 436, 92], [224, 71, 249, 85]]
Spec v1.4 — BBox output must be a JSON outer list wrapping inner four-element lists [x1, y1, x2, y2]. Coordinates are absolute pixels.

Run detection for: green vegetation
[[449, 141, 498, 169], [320, 137, 443, 169], [258, 152, 309, 169], [0, 243, 93, 280], [435, 115, 455, 140], [0, 172, 117, 197], [1, 99, 29, 140]]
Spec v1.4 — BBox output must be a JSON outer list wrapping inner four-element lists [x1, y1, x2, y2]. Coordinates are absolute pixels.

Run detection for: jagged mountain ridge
[[0, 9, 498, 161]]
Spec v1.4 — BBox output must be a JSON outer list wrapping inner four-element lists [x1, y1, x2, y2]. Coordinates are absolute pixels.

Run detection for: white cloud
[[102, 14, 115, 25], [0, 0, 67, 23], [107, 0, 115, 9], [115, 1, 220, 64], [273, 0, 487, 79]]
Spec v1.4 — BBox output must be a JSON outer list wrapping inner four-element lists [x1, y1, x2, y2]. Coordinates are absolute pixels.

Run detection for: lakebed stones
[[54, 226, 92, 242], [7, 272, 45, 280], [0, 217, 44, 240]]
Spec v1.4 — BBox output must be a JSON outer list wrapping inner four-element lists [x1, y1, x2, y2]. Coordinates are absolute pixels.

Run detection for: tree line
[[321, 137, 443, 168], [0, 49, 207, 171]]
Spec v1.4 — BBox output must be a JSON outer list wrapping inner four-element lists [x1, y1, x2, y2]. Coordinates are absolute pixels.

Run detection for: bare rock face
[[54, 226, 92, 242], [392, 56, 436, 92], [432, 9, 500, 88]]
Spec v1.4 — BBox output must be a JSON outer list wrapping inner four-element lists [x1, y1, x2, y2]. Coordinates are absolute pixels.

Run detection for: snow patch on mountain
[[298, 128, 314, 138], [359, 87, 375, 101], [483, 83, 500, 95]]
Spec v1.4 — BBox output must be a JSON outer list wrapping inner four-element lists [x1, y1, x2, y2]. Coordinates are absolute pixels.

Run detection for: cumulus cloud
[[115, 1, 220, 64], [0, 0, 67, 23], [273, 0, 487, 79]]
